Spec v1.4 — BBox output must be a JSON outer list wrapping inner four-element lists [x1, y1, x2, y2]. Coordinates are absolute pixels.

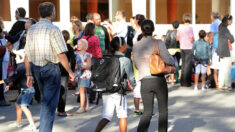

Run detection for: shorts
[[133, 81, 141, 98], [102, 93, 127, 121], [78, 78, 90, 88], [211, 48, 220, 69], [195, 64, 207, 74], [16, 88, 35, 107]]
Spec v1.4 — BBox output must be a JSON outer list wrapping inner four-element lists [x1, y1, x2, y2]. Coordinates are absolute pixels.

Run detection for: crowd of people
[[0, 1, 234, 132]]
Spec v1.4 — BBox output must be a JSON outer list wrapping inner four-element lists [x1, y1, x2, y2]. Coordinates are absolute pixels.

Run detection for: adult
[[113, 10, 128, 38], [86, 13, 93, 23], [217, 15, 234, 91], [93, 13, 110, 55], [209, 12, 221, 88], [164, 20, 181, 85], [176, 14, 194, 87], [57, 30, 75, 116], [24, 2, 75, 132], [82, 23, 102, 59], [133, 14, 145, 45], [0, 27, 10, 106], [132, 14, 145, 116], [7, 7, 26, 36], [69, 16, 79, 45], [133, 19, 174, 132], [72, 20, 83, 48]]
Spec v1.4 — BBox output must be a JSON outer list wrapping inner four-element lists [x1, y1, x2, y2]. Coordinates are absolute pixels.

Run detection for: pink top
[[176, 25, 194, 49], [82, 35, 102, 58]]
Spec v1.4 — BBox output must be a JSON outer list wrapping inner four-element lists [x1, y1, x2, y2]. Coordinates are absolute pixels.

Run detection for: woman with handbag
[[133, 19, 174, 132]]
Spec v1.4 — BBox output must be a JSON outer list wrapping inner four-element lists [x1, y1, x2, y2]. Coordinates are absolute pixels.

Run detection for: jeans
[[219, 56, 232, 87], [57, 76, 68, 113], [32, 64, 61, 132], [137, 76, 168, 132], [180, 50, 193, 87]]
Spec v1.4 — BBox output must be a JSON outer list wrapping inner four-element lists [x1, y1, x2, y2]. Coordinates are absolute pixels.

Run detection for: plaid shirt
[[25, 19, 67, 66]]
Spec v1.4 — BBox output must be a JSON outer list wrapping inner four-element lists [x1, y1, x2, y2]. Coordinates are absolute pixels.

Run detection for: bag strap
[[153, 40, 160, 55], [0, 40, 3, 46]]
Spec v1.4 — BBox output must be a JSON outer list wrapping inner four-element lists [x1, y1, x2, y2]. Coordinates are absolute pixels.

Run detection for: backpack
[[91, 55, 126, 94], [126, 26, 135, 47]]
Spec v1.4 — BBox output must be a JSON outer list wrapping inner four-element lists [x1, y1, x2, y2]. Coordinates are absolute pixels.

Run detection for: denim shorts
[[16, 88, 35, 107], [78, 78, 90, 88]]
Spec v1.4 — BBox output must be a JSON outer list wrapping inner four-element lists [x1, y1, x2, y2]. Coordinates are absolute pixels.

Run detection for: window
[[196, 0, 230, 24], [156, 0, 192, 24], [29, 0, 60, 21], [70, 0, 109, 22], [0, 0, 11, 21], [116, 0, 132, 22]]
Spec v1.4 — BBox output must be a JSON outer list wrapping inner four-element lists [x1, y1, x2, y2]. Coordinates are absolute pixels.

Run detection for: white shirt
[[114, 19, 128, 38]]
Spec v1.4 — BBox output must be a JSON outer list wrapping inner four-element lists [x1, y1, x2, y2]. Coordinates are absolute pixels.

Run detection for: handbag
[[149, 40, 175, 75], [0, 40, 6, 57]]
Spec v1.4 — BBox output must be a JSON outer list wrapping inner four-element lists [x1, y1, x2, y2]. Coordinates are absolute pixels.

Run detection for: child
[[95, 37, 136, 132], [74, 39, 92, 114], [0, 49, 36, 130], [192, 30, 212, 91]]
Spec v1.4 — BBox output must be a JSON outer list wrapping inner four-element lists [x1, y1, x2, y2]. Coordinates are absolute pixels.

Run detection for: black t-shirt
[[8, 20, 26, 36]]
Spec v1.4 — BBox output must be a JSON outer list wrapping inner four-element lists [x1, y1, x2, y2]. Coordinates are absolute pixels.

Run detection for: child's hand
[[5, 86, 10, 92]]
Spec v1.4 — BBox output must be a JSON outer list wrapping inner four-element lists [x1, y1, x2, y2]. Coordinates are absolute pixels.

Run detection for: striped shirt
[[25, 19, 67, 66]]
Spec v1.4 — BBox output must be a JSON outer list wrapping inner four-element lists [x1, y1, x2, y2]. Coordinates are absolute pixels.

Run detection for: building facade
[[0, 0, 235, 38]]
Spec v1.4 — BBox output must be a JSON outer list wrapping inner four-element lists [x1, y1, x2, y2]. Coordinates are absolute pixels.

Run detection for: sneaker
[[8, 122, 22, 128], [23, 124, 37, 131], [134, 111, 143, 116], [194, 86, 198, 91]]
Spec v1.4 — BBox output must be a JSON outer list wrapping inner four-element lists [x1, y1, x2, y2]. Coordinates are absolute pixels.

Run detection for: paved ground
[[0, 84, 235, 132]]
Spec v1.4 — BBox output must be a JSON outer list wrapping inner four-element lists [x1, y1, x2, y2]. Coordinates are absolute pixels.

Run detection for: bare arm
[[209, 32, 214, 45], [24, 56, 33, 89], [57, 53, 75, 81]]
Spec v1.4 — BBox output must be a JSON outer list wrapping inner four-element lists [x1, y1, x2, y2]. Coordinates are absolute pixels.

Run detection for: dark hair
[[110, 37, 125, 54], [211, 12, 220, 19], [0, 27, 2, 33], [38, 2, 55, 18], [84, 23, 95, 36], [183, 13, 192, 23], [27, 18, 36, 25], [135, 14, 145, 26], [16, 7, 26, 18], [219, 14, 233, 30], [141, 19, 155, 36], [86, 13, 93, 21], [172, 20, 179, 29], [62, 30, 70, 42], [199, 30, 206, 39]]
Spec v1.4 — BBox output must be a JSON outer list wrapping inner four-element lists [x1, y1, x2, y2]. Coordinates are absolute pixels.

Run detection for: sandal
[[225, 87, 233, 92], [57, 112, 72, 117], [76, 108, 85, 114], [85, 108, 90, 112]]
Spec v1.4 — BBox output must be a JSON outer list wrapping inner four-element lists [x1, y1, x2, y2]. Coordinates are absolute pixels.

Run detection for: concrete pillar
[[192, 0, 196, 24], [60, 0, 70, 23], [132, 0, 146, 17], [10, 0, 29, 21]]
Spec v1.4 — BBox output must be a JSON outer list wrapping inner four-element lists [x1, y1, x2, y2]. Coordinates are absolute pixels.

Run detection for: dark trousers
[[57, 76, 68, 113], [0, 58, 5, 101], [137, 76, 168, 132], [32, 64, 61, 132], [180, 50, 193, 87]]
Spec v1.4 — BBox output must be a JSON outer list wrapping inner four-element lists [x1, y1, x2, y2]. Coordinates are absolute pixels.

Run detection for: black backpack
[[91, 55, 126, 94], [126, 26, 135, 47]]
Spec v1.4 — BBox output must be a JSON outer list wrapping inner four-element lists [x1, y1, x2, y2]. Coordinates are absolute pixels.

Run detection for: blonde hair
[[78, 39, 88, 50]]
